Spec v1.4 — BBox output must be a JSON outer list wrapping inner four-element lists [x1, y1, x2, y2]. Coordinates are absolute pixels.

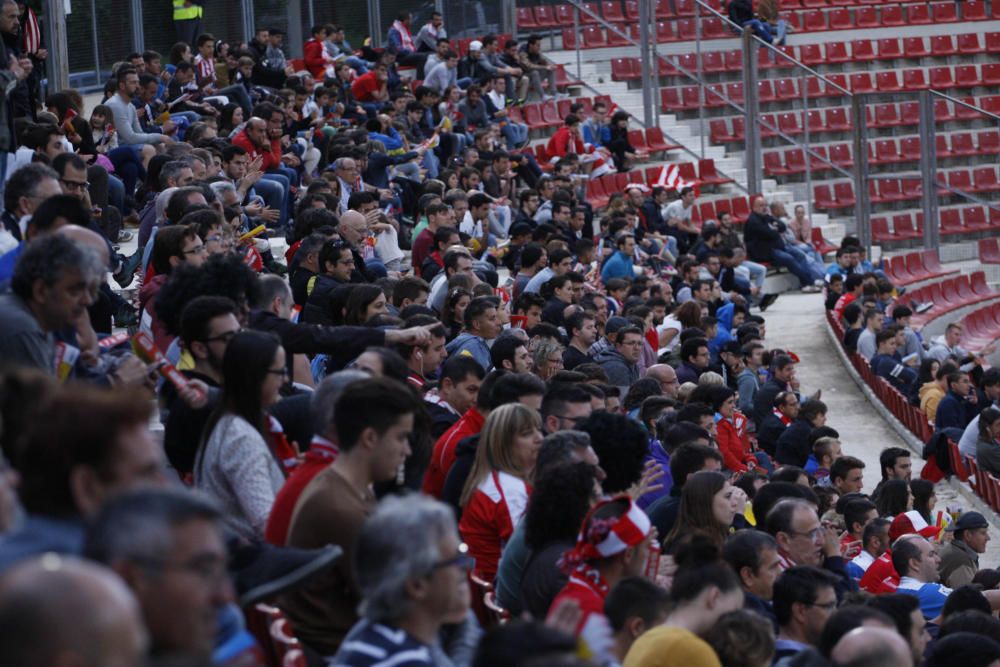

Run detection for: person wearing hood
[[444, 296, 502, 372], [595, 325, 643, 395]]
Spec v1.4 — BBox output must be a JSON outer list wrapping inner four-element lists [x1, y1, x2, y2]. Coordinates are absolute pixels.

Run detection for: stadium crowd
[[3, 3, 1000, 667]]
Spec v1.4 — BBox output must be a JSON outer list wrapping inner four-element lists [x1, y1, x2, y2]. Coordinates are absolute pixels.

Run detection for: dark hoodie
[[441, 434, 480, 519]]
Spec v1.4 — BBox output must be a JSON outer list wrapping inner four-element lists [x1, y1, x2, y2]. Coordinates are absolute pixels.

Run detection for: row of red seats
[[830, 307, 935, 442], [519, 0, 989, 33], [872, 213, 925, 243], [873, 207, 1000, 243], [561, 18, 732, 49], [959, 302, 1000, 351], [516, 0, 723, 31], [905, 271, 996, 328], [981, 238, 1000, 265], [766, 137, 1000, 175], [814, 177, 999, 210], [883, 249, 958, 286], [583, 159, 732, 206], [660, 65, 1000, 113], [611, 34, 1000, 83], [513, 95, 611, 131], [783, 0, 973, 9]]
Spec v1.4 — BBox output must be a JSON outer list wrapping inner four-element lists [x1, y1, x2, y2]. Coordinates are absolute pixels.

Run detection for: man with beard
[[163, 295, 241, 477]]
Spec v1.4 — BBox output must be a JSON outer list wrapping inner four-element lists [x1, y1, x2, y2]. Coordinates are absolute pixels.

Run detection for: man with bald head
[[645, 364, 679, 399], [743, 195, 823, 293], [232, 115, 288, 227], [831, 627, 912, 667], [0, 555, 148, 667], [337, 209, 382, 282]]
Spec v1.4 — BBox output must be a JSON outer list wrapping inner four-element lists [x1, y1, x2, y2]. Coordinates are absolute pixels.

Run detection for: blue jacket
[[600, 250, 633, 282], [445, 332, 492, 372], [935, 390, 978, 431]]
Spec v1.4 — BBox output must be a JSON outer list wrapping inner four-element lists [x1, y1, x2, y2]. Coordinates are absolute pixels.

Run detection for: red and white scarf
[[21, 8, 41, 55], [392, 20, 415, 51]]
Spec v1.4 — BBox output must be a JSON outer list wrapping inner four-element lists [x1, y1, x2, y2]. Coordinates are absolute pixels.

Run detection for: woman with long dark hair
[[910, 479, 937, 525], [664, 470, 737, 551], [343, 284, 389, 325], [875, 479, 912, 519], [195, 330, 288, 539]]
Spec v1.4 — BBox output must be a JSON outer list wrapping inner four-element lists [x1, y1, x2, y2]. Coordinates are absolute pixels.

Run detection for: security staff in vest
[[173, 0, 204, 47]]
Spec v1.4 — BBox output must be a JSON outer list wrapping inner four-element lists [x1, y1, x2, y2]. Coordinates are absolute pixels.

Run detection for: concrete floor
[[762, 290, 1000, 569]]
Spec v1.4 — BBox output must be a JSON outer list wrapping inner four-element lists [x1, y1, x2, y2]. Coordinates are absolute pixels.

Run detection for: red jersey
[[833, 292, 857, 322], [303, 38, 328, 79], [263, 436, 339, 545], [458, 470, 530, 581], [860, 550, 899, 594], [411, 228, 435, 270], [422, 408, 486, 498], [548, 573, 615, 662], [351, 71, 384, 102], [231, 128, 283, 171], [546, 126, 586, 160], [715, 411, 755, 473]]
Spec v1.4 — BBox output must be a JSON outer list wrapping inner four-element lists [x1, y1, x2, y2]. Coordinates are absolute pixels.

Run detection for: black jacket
[[775, 418, 814, 467], [743, 211, 786, 263], [248, 308, 386, 373]]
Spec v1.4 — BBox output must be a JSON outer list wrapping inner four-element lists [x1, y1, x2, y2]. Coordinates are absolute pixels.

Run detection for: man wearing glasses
[[772, 566, 840, 663], [332, 494, 472, 666], [766, 499, 855, 600], [595, 325, 644, 396], [138, 223, 208, 349]]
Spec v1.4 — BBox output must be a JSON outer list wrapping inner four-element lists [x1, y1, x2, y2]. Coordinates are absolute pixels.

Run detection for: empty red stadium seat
[[699, 159, 733, 185], [947, 170, 974, 193], [852, 40, 877, 62], [786, 149, 807, 173], [957, 33, 984, 54], [660, 88, 681, 111], [533, 6, 560, 28], [902, 37, 929, 58], [902, 69, 928, 90], [625, 0, 640, 20], [930, 67, 957, 89], [940, 209, 963, 234], [656, 21, 677, 42], [606, 25, 633, 46], [873, 103, 902, 128], [874, 139, 902, 164], [964, 206, 989, 231], [882, 5, 905, 25], [800, 43, 823, 65], [829, 143, 853, 167], [955, 66, 982, 88], [835, 182, 856, 207], [931, 2, 958, 22], [978, 130, 1000, 155], [702, 51, 726, 74], [602, 0, 627, 21], [611, 57, 638, 81], [876, 71, 902, 92], [561, 29, 578, 49], [814, 184, 835, 209], [829, 8, 851, 29], [762, 150, 787, 176], [856, 7, 879, 28], [878, 38, 903, 59], [964, 0, 988, 20], [826, 107, 851, 131], [850, 72, 875, 93], [803, 10, 827, 30], [952, 133, 977, 156], [936, 135, 955, 158], [931, 35, 957, 56], [908, 4, 932, 23], [581, 26, 607, 48], [646, 127, 679, 153], [517, 7, 540, 30], [710, 119, 736, 143], [872, 217, 892, 242], [983, 64, 1000, 86], [980, 238, 1000, 264], [826, 42, 850, 63], [555, 5, 576, 26], [899, 136, 921, 162], [723, 49, 743, 71]]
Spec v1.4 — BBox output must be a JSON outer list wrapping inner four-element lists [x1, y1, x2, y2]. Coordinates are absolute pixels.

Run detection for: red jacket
[[548, 572, 615, 661], [231, 128, 283, 172], [422, 408, 486, 498], [715, 411, 755, 473], [303, 38, 328, 79], [546, 126, 586, 160], [458, 470, 530, 581]]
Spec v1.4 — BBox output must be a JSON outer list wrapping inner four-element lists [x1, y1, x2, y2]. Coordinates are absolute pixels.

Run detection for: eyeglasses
[[431, 542, 476, 572], [267, 367, 289, 377], [134, 555, 230, 585], [201, 329, 240, 344], [807, 600, 838, 612], [788, 527, 823, 541], [554, 414, 587, 427], [59, 178, 90, 192], [184, 243, 207, 255]]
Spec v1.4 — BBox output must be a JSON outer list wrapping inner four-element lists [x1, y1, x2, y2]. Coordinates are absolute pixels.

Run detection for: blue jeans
[[254, 177, 287, 228], [502, 121, 529, 149], [742, 19, 773, 43], [345, 56, 370, 74], [217, 84, 253, 116], [784, 244, 824, 282], [107, 174, 125, 216], [107, 145, 145, 208], [770, 19, 788, 45], [772, 247, 817, 287], [740, 260, 767, 291]]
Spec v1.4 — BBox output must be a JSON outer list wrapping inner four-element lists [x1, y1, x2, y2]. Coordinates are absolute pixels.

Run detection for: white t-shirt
[[655, 315, 683, 355], [664, 200, 691, 223]]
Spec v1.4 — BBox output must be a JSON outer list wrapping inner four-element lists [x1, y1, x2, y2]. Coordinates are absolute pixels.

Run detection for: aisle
[[760, 291, 1000, 568]]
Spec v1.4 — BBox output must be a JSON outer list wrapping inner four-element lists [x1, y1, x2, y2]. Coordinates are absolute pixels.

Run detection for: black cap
[[946, 511, 989, 532]]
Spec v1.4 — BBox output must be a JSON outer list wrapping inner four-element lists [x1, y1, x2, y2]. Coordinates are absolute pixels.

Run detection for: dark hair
[[669, 443, 724, 489], [722, 529, 778, 577], [179, 296, 237, 348], [488, 373, 546, 409], [154, 254, 261, 336], [26, 194, 90, 234], [669, 536, 741, 604], [830, 455, 865, 484], [891, 536, 924, 577], [471, 620, 578, 667], [579, 411, 649, 493], [925, 633, 1000, 667], [604, 577, 670, 633], [772, 566, 839, 626], [333, 377, 421, 450], [523, 461, 597, 550], [910, 479, 935, 524], [540, 384, 592, 421], [623, 378, 662, 413], [865, 593, 919, 641], [817, 605, 895, 658], [844, 498, 877, 534], [151, 223, 198, 275], [343, 284, 385, 325], [19, 384, 154, 516], [203, 330, 282, 440], [490, 334, 527, 372], [875, 479, 911, 518], [939, 611, 1000, 643], [4, 163, 59, 215], [943, 585, 992, 619]]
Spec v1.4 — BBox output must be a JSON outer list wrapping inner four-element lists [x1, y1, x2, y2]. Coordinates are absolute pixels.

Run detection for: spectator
[[939, 511, 991, 588]]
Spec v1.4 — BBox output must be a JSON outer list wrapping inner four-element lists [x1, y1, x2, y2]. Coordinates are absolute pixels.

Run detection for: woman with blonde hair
[[532, 338, 565, 381], [458, 403, 544, 582]]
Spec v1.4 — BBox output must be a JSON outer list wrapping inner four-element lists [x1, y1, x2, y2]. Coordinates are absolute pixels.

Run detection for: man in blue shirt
[[935, 370, 980, 432], [600, 232, 635, 283], [893, 535, 951, 621]]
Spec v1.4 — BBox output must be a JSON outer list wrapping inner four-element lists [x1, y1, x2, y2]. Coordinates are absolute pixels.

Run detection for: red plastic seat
[[829, 143, 853, 167], [987, 32, 1000, 54], [602, 0, 627, 22], [963, 206, 990, 231], [882, 5, 905, 25], [902, 37, 929, 58], [856, 7, 879, 27], [852, 40, 877, 62], [946, 169, 973, 193], [803, 10, 827, 30], [517, 7, 540, 30], [931, 2, 958, 22], [606, 25, 633, 46], [951, 133, 976, 157], [872, 217, 895, 243], [980, 238, 1000, 264], [828, 8, 851, 29], [878, 38, 903, 59], [710, 119, 735, 143], [979, 130, 1000, 155], [826, 42, 850, 63], [899, 136, 920, 162], [625, 0, 640, 20], [776, 112, 801, 136], [876, 71, 902, 92], [814, 184, 835, 209], [982, 64, 1000, 87], [560, 29, 578, 49], [929, 67, 956, 90], [581, 26, 607, 48], [902, 69, 928, 90], [850, 72, 875, 93], [955, 66, 982, 88], [834, 182, 856, 208], [874, 139, 901, 164], [965, 0, 988, 19], [799, 43, 823, 65], [656, 21, 677, 42], [646, 127, 679, 153], [611, 57, 638, 81], [957, 33, 984, 55], [703, 17, 728, 39], [702, 51, 726, 74], [973, 168, 1000, 193], [764, 152, 791, 176], [940, 209, 964, 235], [873, 103, 902, 128], [931, 35, 957, 56], [908, 4, 932, 23], [660, 88, 681, 112], [533, 5, 560, 28], [699, 158, 733, 185], [786, 149, 807, 174], [555, 5, 576, 26], [826, 107, 851, 131]]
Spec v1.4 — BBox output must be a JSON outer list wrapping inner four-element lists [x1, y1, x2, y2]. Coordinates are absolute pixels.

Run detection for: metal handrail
[[929, 89, 1000, 124]]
